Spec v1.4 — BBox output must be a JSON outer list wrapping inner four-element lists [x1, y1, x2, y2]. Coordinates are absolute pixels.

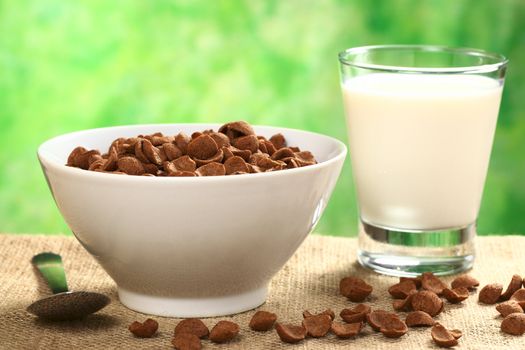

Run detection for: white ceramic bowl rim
[[38, 123, 347, 183]]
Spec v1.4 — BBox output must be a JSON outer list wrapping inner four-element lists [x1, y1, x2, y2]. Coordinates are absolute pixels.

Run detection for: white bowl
[[37, 124, 347, 317]]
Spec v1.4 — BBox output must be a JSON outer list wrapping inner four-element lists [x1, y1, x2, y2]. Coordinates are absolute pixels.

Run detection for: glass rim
[[338, 45, 508, 74]]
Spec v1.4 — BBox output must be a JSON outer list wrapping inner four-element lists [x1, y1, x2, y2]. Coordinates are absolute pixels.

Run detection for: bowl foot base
[[118, 286, 268, 318]]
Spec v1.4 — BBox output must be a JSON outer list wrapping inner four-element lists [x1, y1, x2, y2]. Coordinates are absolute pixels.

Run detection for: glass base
[[357, 220, 475, 277]]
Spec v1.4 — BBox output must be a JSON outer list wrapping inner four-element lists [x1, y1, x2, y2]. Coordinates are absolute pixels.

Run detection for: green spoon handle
[[31, 252, 69, 294]]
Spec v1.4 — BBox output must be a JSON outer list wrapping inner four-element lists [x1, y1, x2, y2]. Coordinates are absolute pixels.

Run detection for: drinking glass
[[338, 45, 507, 276]]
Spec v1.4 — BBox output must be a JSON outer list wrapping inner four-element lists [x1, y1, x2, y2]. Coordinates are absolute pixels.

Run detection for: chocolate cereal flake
[[249, 311, 277, 332], [501, 313, 525, 335], [175, 133, 191, 154], [162, 143, 183, 161], [208, 132, 230, 148], [340, 304, 370, 323], [209, 321, 239, 343], [479, 283, 503, 304], [232, 135, 259, 153], [224, 156, 250, 175], [400, 276, 422, 289], [509, 289, 525, 308], [117, 156, 145, 176], [411, 290, 443, 316], [393, 290, 417, 311], [187, 134, 218, 160], [301, 314, 332, 338], [500, 275, 523, 301], [171, 333, 201, 350], [496, 301, 524, 317], [269, 133, 286, 149], [303, 309, 335, 320], [431, 323, 459, 348], [174, 318, 209, 339], [366, 310, 392, 331], [128, 318, 158, 338], [275, 323, 307, 344], [451, 274, 479, 291], [366, 310, 407, 338], [442, 287, 470, 304], [339, 276, 373, 302], [330, 321, 363, 339], [195, 162, 226, 177], [379, 316, 408, 338], [405, 311, 435, 327], [218, 121, 255, 140], [421, 272, 448, 296], [388, 280, 417, 299]]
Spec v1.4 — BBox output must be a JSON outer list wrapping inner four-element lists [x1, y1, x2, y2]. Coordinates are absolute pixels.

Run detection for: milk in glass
[[342, 73, 503, 230]]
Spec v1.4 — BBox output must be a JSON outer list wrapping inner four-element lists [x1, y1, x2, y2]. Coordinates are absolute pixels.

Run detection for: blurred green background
[[1, 0, 524, 236]]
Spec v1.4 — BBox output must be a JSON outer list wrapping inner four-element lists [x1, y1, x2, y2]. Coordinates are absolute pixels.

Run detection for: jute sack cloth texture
[[0, 234, 524, 349]]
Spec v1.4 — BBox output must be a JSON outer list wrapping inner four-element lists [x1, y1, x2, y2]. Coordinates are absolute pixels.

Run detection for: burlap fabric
[[1, 234, 524, 349]]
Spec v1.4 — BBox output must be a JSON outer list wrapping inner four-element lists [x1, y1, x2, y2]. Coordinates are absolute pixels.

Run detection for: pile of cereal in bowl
[[66, 121, 317, 177]]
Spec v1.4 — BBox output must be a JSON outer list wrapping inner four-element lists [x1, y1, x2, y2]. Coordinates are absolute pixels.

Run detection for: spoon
[[27, 252, 110, 321]]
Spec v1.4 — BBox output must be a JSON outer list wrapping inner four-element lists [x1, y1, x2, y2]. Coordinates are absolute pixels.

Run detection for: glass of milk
[[338, 45, 507, 276]]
